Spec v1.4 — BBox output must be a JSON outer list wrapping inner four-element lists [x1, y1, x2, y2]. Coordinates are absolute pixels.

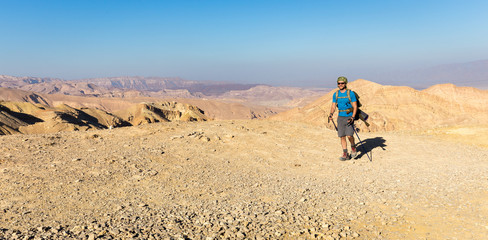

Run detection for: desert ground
[[1, 120, 487, 239]]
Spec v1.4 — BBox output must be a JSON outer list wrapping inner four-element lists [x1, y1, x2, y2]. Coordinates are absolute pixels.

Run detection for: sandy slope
[[0, 120, 487, 239], [271, 80, 488, 133]]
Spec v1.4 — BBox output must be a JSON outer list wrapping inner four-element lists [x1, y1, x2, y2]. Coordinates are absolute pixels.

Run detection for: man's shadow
[[355, 137, 387, 160]]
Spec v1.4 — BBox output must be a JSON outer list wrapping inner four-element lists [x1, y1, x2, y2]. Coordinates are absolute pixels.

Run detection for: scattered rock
[[0, 120, 486, 240]]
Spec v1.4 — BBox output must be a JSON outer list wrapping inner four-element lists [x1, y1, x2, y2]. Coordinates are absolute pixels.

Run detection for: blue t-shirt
[[333, 89, 357, 117]]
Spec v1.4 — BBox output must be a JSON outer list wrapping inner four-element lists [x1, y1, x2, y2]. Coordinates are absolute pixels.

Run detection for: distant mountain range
[[0, 75, 329, 111], [73, 76, 261, 96], [382, 59, 488, 89], [0, 75, 260, 97]]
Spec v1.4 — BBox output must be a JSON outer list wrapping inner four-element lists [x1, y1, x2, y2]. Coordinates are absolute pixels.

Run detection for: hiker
[[328, 76, 358, 161]]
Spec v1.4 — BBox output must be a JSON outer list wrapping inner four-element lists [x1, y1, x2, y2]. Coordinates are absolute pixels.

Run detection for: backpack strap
[[335, 90, 350, 100], [334, 90, 338, 106]]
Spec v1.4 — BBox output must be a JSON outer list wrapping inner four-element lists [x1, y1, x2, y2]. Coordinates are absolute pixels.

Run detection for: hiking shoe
[[350, 148, 358, 159], [339, 152, 350, 161]]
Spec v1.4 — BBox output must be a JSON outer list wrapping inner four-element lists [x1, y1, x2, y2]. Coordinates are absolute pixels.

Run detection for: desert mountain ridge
[[0, 75, 328, 106], [271, 79, 488, 132]]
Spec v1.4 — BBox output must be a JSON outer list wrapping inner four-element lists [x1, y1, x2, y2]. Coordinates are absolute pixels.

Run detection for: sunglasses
[[337, 82, 346, 85]]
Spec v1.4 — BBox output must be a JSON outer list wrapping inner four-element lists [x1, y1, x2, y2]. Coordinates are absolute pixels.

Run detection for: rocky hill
[[0, 105, 29, 135], [219, 85, 329, 108], [0, 100, 207, 135], [115, 102, 208, 126], [271, 79, 488, 132], [0, 87, 51, 105]]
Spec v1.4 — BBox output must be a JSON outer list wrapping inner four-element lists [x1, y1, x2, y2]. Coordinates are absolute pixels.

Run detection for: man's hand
[[328, 114, 333, 122], [348, 117, 355, 125]]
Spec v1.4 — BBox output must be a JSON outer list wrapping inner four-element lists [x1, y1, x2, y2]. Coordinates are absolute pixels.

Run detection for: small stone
[[200, 136, 211, 142], [71, 226, 83, 235], [138, 203, 148, 208], [171, 135, 184, 140], [88, 233, 95, 240], [114, 205, 124, 211], [146, 170, 158, 176], [72, 158, 82, 162]]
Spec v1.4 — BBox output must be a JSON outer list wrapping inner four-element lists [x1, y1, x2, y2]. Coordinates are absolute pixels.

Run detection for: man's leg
[[347, 136, 355, 147], [348, 135, 358, 158], [341, 136, 348, 149], [339, 136, 350, 160], [337, 117, 351, 161]]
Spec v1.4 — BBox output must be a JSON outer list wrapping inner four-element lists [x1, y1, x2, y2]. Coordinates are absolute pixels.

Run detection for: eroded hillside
[[0, 101, 207, 135], [271, 79, 488, 132]]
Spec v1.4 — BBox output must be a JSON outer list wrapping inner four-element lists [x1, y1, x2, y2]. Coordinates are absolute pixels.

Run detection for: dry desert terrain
[[1, 120, 487, 239]]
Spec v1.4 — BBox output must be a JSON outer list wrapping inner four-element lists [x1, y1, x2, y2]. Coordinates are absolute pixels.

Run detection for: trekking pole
[[329, 117, 338, 131], [352, 123, 372, 162]]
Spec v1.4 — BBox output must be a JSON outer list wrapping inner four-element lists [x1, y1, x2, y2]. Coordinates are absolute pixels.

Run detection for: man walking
[[328, 76, 358, 161]]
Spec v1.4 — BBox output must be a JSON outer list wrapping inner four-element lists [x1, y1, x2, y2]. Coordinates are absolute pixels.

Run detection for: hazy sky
[[1, 0, 487, 87]]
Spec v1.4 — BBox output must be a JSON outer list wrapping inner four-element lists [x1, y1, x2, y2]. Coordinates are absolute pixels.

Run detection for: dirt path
[[1, 120, 487, 239]]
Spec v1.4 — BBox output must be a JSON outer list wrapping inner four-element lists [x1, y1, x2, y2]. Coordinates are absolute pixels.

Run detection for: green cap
[[337, 76, 348, 83]]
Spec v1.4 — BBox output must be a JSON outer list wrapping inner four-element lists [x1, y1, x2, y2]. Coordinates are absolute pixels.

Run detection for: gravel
[[1, 120, 487, 239]]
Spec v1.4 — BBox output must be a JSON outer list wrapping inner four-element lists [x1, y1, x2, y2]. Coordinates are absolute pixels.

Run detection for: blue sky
[[1, 0, 487, 87]]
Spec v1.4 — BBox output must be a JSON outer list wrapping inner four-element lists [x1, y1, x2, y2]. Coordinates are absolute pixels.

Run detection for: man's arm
[[329, 103, 336, 120], [351, 101, 358, 119], [329, 92, 337, 120]]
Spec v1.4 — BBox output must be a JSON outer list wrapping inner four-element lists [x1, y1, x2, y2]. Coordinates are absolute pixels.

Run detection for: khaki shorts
[[337, 116, 354, 137]]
